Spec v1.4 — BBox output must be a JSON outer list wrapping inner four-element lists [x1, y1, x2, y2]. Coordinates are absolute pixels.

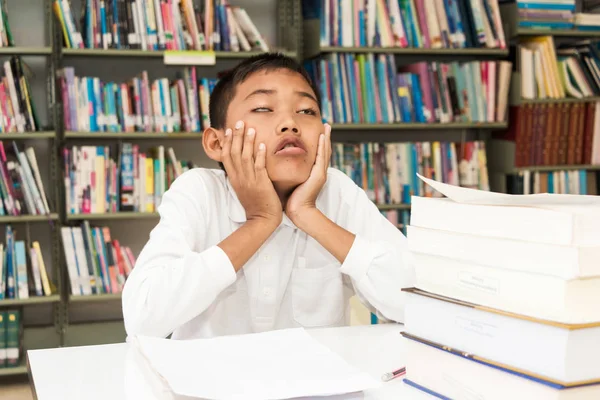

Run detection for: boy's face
[[223, 69, 324, 188]]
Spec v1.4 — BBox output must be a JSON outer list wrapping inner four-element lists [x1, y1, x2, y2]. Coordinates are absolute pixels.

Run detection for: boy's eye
[[298, 108, 317, 115], [252, 107, 272, 112]]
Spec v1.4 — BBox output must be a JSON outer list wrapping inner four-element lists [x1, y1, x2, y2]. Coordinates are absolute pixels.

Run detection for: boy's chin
[[268, 168, 311, 190]]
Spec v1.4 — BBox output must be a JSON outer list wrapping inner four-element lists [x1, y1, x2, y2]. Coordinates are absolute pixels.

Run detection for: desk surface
[[27, 324, 431, 400]]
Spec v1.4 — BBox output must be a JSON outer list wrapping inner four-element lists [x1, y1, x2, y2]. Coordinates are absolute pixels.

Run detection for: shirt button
[[263, 288, 272, 297], [264, 255, 270, 261]]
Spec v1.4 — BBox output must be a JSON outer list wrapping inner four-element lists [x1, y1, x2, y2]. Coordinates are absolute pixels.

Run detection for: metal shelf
[[512, 164, 600, 173], [69, 293, 122, 303], [62, 48, 297, 59], [517, 28, 600, 37], [66, 212, 159, 220], [0, 213, 59, 223], [0, 359, 27, 376], [0, 295, 60, 307], [376, 204, 411, 211], [520, 97, 600, 105], [0, 46, 52, 56], [0, 131, 55, 139], [318, 46, 509, 56], [65, 131, 202, 139], [331, 122, 508, 130]]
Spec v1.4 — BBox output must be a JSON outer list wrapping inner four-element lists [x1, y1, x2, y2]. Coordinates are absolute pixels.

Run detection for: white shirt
[[122, 167, 416, 339]]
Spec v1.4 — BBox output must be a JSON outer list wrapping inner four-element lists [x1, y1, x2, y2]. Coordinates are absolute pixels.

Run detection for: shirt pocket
[[290, 259, 344, 327]]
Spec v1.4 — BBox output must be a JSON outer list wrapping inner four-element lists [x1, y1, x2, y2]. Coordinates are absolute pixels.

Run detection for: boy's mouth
[[274, 137, 307, 156]]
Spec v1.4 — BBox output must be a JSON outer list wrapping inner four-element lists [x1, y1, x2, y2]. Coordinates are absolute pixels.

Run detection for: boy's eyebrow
[[244, 88, 318, 104], [296, 90, 318, 104], [244, 89, 275, 100]]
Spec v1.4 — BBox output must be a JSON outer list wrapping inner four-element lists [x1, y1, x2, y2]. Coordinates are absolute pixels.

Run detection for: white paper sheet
[[417, 173, 600, 207], [132, 328, 381, 400]]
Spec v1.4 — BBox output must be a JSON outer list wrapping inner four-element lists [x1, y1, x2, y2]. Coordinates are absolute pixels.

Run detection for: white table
[[27, 324, 432, 400]]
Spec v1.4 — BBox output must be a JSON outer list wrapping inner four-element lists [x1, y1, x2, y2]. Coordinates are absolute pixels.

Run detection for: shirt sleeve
[[332, 171, 417, 323], [121, 171, 237, 338]]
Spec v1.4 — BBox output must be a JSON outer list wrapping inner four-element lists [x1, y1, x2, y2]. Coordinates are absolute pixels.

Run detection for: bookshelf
[[0, 0, 65, 377], [49, 0, 303, 355], [65, 212, 160, 221], [69, 293, 122, 303], [0, 47, 52, 56], [488, 1, 600, 195], [64, 131, 203, 139], [331, 122, 509, 131], [62, 48, 298, 59], [315, 46, 509, 56], [10, 0, 600, 377], [0, 132, 56, 139]]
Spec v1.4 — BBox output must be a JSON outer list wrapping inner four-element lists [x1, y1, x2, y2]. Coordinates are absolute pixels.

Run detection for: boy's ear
[[202, 127, 224, 162]]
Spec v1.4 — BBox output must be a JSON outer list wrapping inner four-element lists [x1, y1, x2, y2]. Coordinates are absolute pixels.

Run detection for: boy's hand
[[221, 121, 283, 227], [285, 124, 332, 228]]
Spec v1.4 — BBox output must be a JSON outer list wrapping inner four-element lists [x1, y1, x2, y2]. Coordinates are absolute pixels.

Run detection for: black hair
[[208, 52, 322, 170]]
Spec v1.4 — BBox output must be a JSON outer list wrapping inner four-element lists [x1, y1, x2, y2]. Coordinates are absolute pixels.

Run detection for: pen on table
[[381, 366, 406, 382]]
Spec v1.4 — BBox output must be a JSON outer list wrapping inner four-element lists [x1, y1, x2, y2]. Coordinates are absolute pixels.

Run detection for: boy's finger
[[314, 133, 325, 171], [324, 123, 332, 167], [220, 128, 235, 173], [242, 127, 256, 179], [255, 142, 267, 174], [230, 120, 244, 171]]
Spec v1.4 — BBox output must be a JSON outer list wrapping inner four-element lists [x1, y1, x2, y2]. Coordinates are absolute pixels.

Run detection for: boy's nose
[[280, 125, 298, 133], [277, 120, 300, 135]]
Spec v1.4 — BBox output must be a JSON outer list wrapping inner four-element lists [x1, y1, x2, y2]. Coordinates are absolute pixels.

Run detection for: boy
[[122, 53, 416, 339]]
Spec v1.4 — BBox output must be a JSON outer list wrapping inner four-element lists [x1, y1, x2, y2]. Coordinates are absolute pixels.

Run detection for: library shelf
[[0, 213, 59, 223], [331, 122, 508, 130], [317, 46, 509, 56], [376, 204, 411, 211], [516, 28, 600, 38], [0, 359, 27, 377], [64, 131, 202, 139], [512, 164, 600, 173], [520, 97, 600, 105], [0, 47, 52, 56], [69, 293, 122, 303], [66, 212, 160, 221], [62, 48, 297, 59], [0, 295, 60, 307], [0, 131, 55, 139]]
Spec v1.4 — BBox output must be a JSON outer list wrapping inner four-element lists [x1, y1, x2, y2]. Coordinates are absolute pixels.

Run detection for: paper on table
[[132, 328, 381, 400], [417, 173, 600, 207]]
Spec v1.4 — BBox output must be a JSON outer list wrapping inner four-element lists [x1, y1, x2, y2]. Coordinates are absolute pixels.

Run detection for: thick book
[[409, 251, 600, 324], [411, 174, 600, 246], [403, 288, 600, 386], [407, 224, 600, 280], [403, 331, 600, 400]]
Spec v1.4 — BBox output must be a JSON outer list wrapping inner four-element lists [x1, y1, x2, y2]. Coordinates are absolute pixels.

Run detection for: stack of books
[[331, 140, 489, 206], [305, 56, 512, 124], [505, 168, 600, 195], [0, 310, 20, 368], [519, 37, 600, 101], [58, 67, 218, 134], [0, 225, 52, 300], [402, 175, 600, 398], [574, 13, 600, 32], [304, 0, 506, 49], [496, 100, 600, 169], [62, 144, 195, 215], [0, 142, 51, 216], [54, 0, 269, 52], [61, 222, 136, 296], [0, 58, 40, 133], [515, 0, 576, 30]]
